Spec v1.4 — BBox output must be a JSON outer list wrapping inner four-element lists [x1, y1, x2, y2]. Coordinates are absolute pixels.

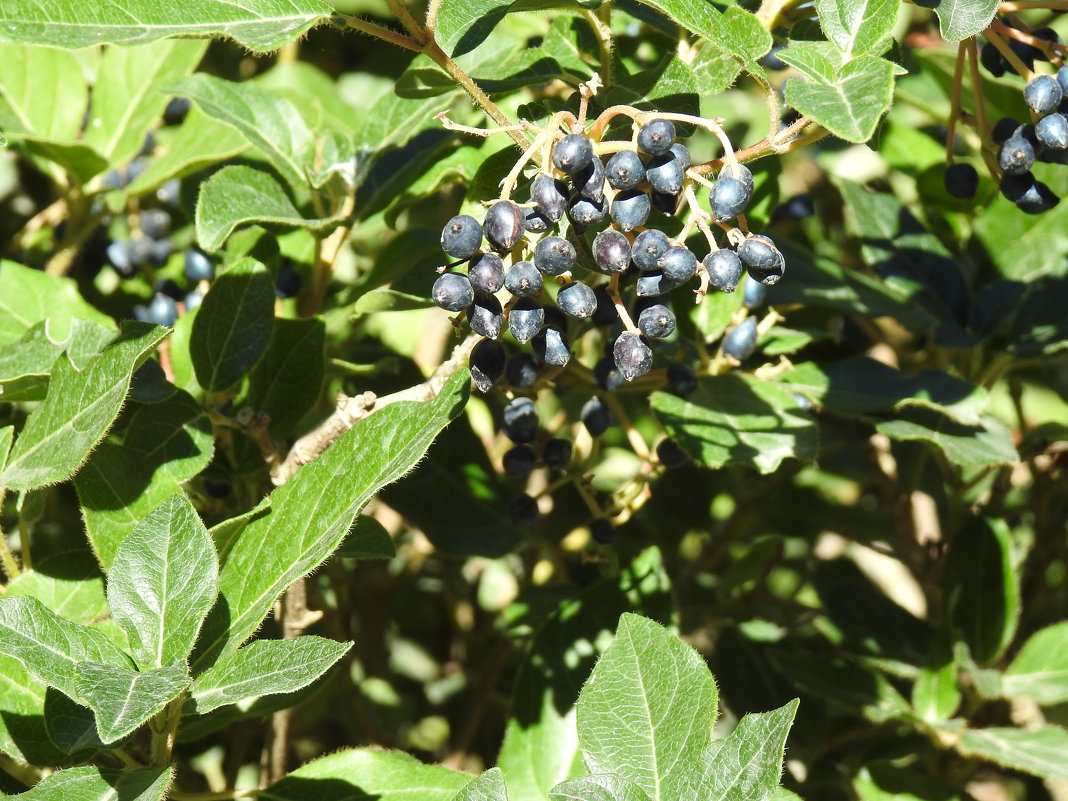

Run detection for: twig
[[331, 15, 422, 52], [385, 0, 427, 43], [272, 334, 479, 484], [582, 8, 614, 85], [946, 42, 968, 161], [985, 26, 1035, 81]]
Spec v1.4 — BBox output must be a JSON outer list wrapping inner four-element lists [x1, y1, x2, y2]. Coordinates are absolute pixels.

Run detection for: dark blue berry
[[1025, 74, 1062, 114], [763, 43, 787, 71], [636, 271, 673, 297], [164, 97, 191, 125], [502, 397, 538, 443], [742, 275, 768, 308], [567, 195, 608, 228], [542, 438, 573, 468], [156, 178, 181, 207], [991, 117, 1020, 145], [581, 396, 613, 436], [432, 272, 474, 312], [557, 281, 597, 319], [593, 229, 632, 274], [782, 194, 815, 219], [944, 163, 979, 199], [650, 191, 680, 215], [669, 143, 691, 172], [637, 303, 675, 339], [575, 155, 606, 202], [637, 119, 675, 156], [531, 173, 569, 223], [1059, 64, 1068, 96], [503, 445, 537, 476], [667, 362, 697, 396], [184, 248, 214, 282], [594, 355, 624, 391], [147, 293, 179, 327], [611, 189, 651, 231], [1015, 180, 1060, 214], [658, 246, 697, 285], [506, 353, 539, 388], [631, 229, 670, 272], [552, 134, 595, 174], [470, 292, 504, 339], [108, 241, 134, 276], [533, 326, 570, 366], [523, 208, 550, 233], [484, 201, 524, 252], [738, 234, 785, 285], [656, 438, 688, 467], [505, 260, 542, 298], [509, 300, 544, 344], [470, 339, 507, 392], [703, 249, 743, 292], [184, 289, 204, 312], [605, 150, 647, 190], [710, 177, 752, 221], [590, 517, 617, 544], [999, 134, 1036, 174], [468, 253, 505, 294], [646, 153, 685, 195], [592, 286, 617, 326], [441, 214, 483, 259], [613, 331, 652, 381], [534, 236, 576, 276], [980, 42, 1007, 77], [508, 493, 539, 525], [275, 262, 302, 298], [1036, 113, 1068, 150], [723, 317, 758, 361], [140, 208, 171, 240]]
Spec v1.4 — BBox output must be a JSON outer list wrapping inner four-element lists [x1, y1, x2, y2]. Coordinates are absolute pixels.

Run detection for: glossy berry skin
[[637, 303, 676, 339], [140, 209, 171, 240], [184, 289, 204, 312], [611, 189, 651, 231], [590, 517, 617, 544], [636, 271, 673, 297], [108, 241, 134, 276], [637, 119, 675, 156], [523, 208, 550, 233], [605, 150, 647, 190], [502, 397, 538, 443], [999, 134, 1036, 175], [542, 438, 573, 469], [503, 445, 537, 476], [944, 163, 979, 199], [992, 117, 1020, 145], [631, 229, 670, 272], [703, 249, 744, 293], [508, 493, 539, 526], [656, 438, 688, 468], [722, 162, 754, 192], [646, 154, 685, 195], [483, 201, 524, 252], [534, 236, 576, 276], [509, 300, 544, 344], [183, 248, 214, 282], [147, 293, 179, 327], [506, 353, 538, 388], [533, 326, 571, 366], [505, 260, 542, 298], [710, 177, 752, 221], [739, 234, 785, 285], [723, 317, 758, 361], [613, 331, 653, 381], [567, 195, 608, 228], [651, 190, 680, 216], [1025, 74, 1063, 114], [980, 41, 1007, 77], [275, 262, 302, 298], [470, 293, 504, 339], [1013, 179, 1060, 213], [593, 229, 632, 274], [432, 273, 474, 312], [659, 246, 697, 285], [470, 339, 507, 392], [557, 281, 597, 319], [669, 143, 691, 171], [575, 155, 606, 202], [552, 133, 595, 174], [531, 173, 569, 222], [468, 253, 505, 293], [742, 275, 768, 308], [581, 396, 613, 436], [594, 356, 624, 391], [441, 214, 483, 259], [667, 362, 697, 396], [1036, 113, 1068, 150], [129, 237, 154, 267], [764, 43, 788, 71]]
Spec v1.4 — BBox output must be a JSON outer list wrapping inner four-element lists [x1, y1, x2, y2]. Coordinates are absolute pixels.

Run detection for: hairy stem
[[582, 7, 614, 85], [331, 15, 421, 52]]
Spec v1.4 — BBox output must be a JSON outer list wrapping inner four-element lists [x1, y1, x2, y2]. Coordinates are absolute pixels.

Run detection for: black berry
[[503, 445, 537, 476], [505, 260, 543, 298], [533, 326, 571, 366], [470, 292, 504, 339], [502, 397, 538, 443], [632, 229, 670, 272], [483, 201, 524, 252], [552, 134, 595, 174], [611, 189, 651, 231], [506, 353, 539, 388], [723, 317, 758, 361], [468, 253, 505, 294], [637, 303, 676, 339], [534, 236, 576, 276], [613, 331, 653, 381], [738, 234, 785, 285], [542, 438, 573, 468], [531, 173, 569, 223], [441, 214, 483, 259], [605, 150, 647, 190], [703, 249, 744, 292], [557, 281, 597, 319], [667, 362, 697, 396], [593, 230, 632, 274], [637, 119, 675, 156], [432, 273, 474, 312], [470, 339, 506, 392], [580, 396, 613, 436]]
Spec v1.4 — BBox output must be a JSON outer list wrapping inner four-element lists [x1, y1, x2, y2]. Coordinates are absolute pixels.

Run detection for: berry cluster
[[945, 23, 1068, 213], [431, 111, 787, 536]]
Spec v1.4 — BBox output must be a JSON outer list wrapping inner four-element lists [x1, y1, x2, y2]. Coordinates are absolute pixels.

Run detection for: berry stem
[[984, 26, 1036, 82], [945, 41, 968, 163], [636, 111, 737, 162], [582, 8, 615, 86], [1000, 1, 1068, 10], [965, 38, 1001, 176], [424, 0, 442, 34], [990, 19, 1068, 60], [434, 112, 530, 138], [606, 275, 639, 333], [385, 0, 427, 43], [332, 14, 422, 52], [602, 394, 651, 460]]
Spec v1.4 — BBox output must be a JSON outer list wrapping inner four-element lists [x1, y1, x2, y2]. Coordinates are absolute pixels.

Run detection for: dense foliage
[[0, 1, 1067, 800]]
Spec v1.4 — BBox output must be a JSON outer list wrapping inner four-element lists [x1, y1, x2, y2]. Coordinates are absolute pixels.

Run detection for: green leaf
[[195, 165, 343, 253], [691, 44, 743, 96], [187, 636, 350, 715], [768, 650, 910, 722], [108, 495, 219, 669], [0, 657, 68, 764], [686, 700, 798, 801], [576, 614, 717, 801], [0, 0, 331, 52], [0, 596, 128, 702], [0, 44, 87, 143], [194, 371, 469, 669], [776, 358, 988, 425], [1003, 622, 1068, 704], [911, 656, 960, 723], [815, 0, 899, 58], [190, 256, 274, 392], [691, 288, 745, 343], [499, 548, 675, 801], [707, 6, 772, 80], [5, 552, 108, 624], [874, 411, 1018, 468], [0, 318, 116, 402], [75, 662, 189, 742], [781, 52, 896, 143], [171, 74, 315, 191], [123, 390, 214, 482], [550, 775, 653, 801], [452, 768, 509, 801], [1008, 274, 1068, 357], [958, 726, 1068, 779], [1, 322, 168, 490], [651, 374, 818, 475], [74, 442, 183, 570], [854, 763, 976, 801], [0, 765, 171, 801], [945, 517, 1019, 665], [0, 426, 12, 473], [124, 106, 249, 198], [83, 41, 206, 164], [0, 261, 114, 346], [246, 317, 325, 439], [336, 515, 396, 560], [261, 748, 472, 800], [929, 0, 1000, 41]]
